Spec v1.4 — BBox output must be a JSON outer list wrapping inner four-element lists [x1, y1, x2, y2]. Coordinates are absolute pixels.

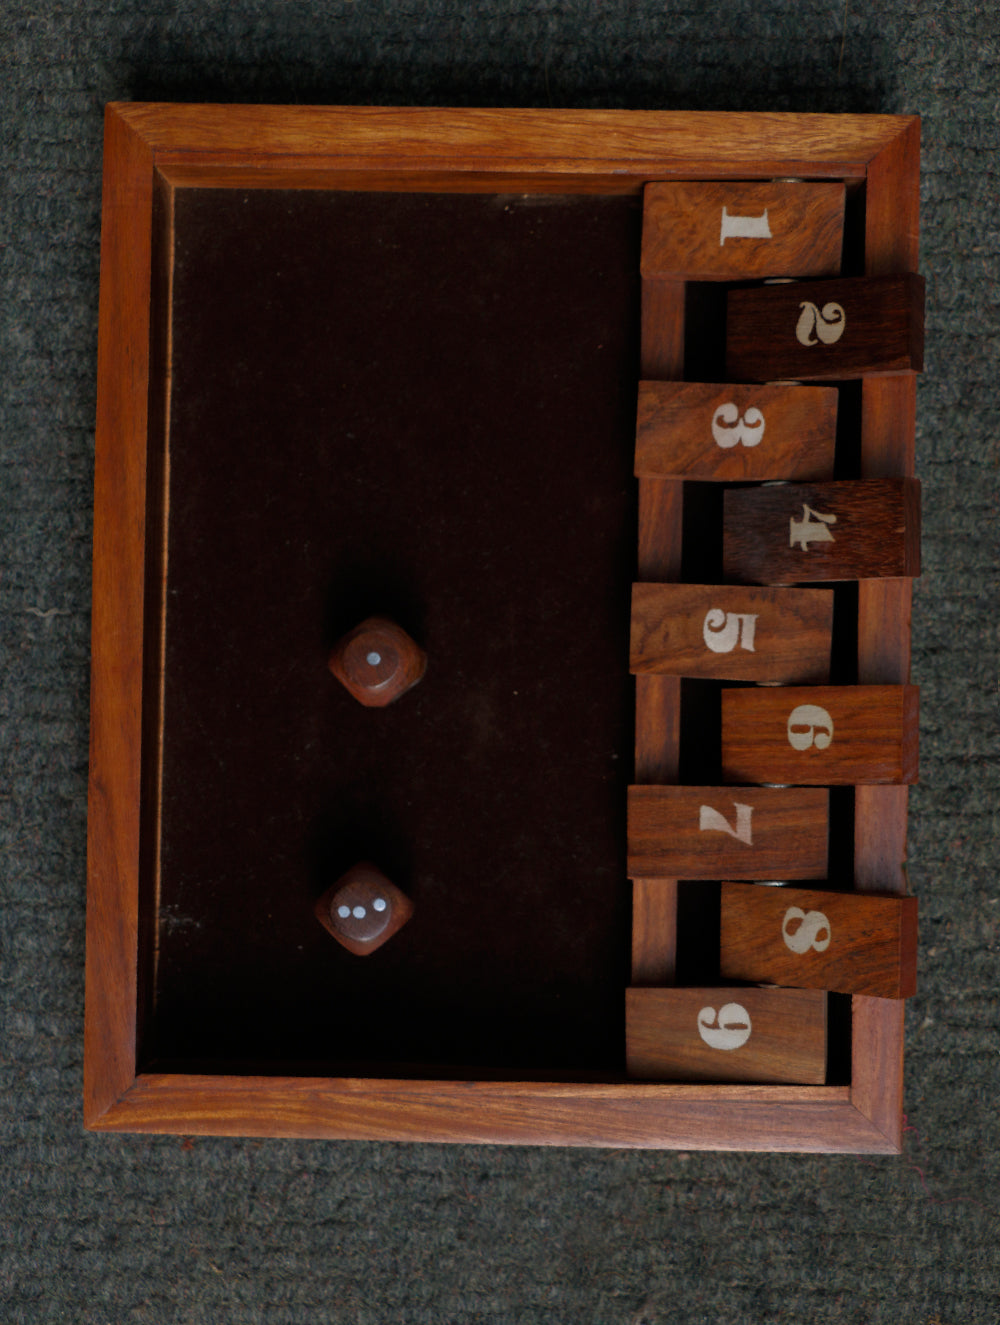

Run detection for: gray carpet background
[[2, 2, 998, 1322]]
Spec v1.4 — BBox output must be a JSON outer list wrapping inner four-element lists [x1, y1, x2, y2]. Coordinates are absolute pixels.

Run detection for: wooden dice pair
[[320, 617, 425, 952], [319, 618, 425, 954]]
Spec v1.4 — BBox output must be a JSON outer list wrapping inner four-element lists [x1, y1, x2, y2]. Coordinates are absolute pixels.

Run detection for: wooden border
[[87, 105, 918, 1149]]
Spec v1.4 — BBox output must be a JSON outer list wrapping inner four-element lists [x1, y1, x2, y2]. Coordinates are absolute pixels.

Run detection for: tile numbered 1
[[726, 272, 925, 380], [641, 181, 846, 281], [723, 478, 921, 584], [721, 684, 919, 785], [719, 882, 918, 998], [630, 583, 834, 683], [635, 381, 838, 482], [628, 785, 829, 880], [626, 986, 827, 1083]]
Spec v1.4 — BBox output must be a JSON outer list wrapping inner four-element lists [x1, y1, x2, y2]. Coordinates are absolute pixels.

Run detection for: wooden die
[[315, 862, 414, 956], [329, 617, 427, 707]]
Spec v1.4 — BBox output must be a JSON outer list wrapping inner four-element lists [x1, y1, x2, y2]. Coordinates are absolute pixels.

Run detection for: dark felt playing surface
[[153, 188, 640, 1071]]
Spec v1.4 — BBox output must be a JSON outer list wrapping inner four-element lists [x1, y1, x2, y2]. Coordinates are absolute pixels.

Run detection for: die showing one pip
[[315, 862, 414, 956], [328, 616, 427, 707]]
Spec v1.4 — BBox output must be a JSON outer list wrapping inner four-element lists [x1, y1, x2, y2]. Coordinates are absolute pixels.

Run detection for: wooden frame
[[87, 104, 919, 1150]]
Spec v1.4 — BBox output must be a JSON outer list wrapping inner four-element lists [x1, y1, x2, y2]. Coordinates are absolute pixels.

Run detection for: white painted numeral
[[697, 1003, 752, 1051], [699, 802, 753, 845], [719, 207, 772, 245], [782, 907, 832, 953], [790, 503, 837, 549], [795, 300, 846, 346], [702, 609, 758, 654], [786, 703, 834, 751], [711, 402, 765, 449]]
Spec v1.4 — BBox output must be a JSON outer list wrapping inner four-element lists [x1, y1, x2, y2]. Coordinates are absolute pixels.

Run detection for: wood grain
[[851, 995, 906, 1150], [642, 181, 845, 280], [634, 675, 681, 785], [630, 583, 833, 682], [856, 576, 914, 685], [636, 279, 686, 585], [87, 1072, 900, 1151], [632, 274, 687, 983], [861, 375, 917, 478], [727, 273, 925, 380], [847, 115, 922, 1154], [116, 103, 913, 181], [864, 116, 921, 278], [628, 785, 828, 880], [854, 784, 910, 893], [719, 883, 918, 997], [626, 987, 827, 1084], [721, 684, 919, 786], [85, 105, 922, 1151], [635, 381, 838, 482], [631, 880, 678, 985], [723, 478, 921, 584], [85, 107, 157, 1124]]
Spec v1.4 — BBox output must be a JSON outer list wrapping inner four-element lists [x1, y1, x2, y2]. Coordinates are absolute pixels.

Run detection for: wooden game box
[[86, 104, 919, 1150]]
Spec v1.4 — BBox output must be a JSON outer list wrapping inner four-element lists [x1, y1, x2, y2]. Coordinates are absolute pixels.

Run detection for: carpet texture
[[2, 3, 998, 1322]]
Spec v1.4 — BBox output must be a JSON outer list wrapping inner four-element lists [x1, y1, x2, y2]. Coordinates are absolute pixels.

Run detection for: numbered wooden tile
[[628, 785, 829, 880], [641, 181, 845, 280], [726, 273, 925, 380], [635, 381, 838, 482], [723, 478, 921, 583], [721, 685, 919, 785], [626, 986, 827, 1083], [719, 882, 918, 998], [631, 583, 833, 683]]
